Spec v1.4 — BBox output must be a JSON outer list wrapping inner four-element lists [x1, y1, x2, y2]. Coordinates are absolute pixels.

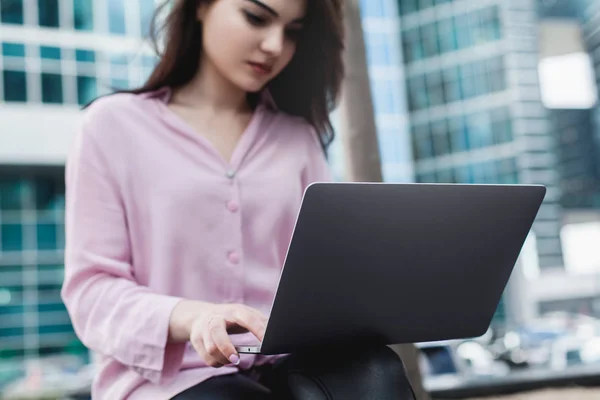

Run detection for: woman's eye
[[244, 11, 267, 26]]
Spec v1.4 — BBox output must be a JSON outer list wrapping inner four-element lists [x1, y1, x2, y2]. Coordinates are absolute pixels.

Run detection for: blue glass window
[[38, 0, 59, 28], [1, 224, 23, 251], [40, 46, 61, 60], [438, 18, 457, 54], [73, 0, 93, 31], [111, 78, 129, 90], [41, 73, 63, 104], [2, 42, 25, 57], [75, 49, 95, 62], [449, 116, 469, 152], [399, 0, 418, 15], [3, 70, 27, 102], [77, 76, 97, 105], [0, 0, 24, 24], [37, 224, 57, 250], [108, 0, 126, 35], [140, 0, 155, 37]]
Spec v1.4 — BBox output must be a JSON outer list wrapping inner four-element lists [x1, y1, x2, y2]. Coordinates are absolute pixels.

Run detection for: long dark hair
[[130, 0, 345, 152]]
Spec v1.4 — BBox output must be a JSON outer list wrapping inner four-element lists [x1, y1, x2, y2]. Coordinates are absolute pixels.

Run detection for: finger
[[204, 318, 232, 367], [190, 328, 213, 367], [231, 308, 267, 342], [209, 317, 240, 365]]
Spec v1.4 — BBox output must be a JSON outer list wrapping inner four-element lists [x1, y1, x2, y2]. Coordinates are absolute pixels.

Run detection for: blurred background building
[[3, 0, 600, 395], [0, 0, 158, 388]]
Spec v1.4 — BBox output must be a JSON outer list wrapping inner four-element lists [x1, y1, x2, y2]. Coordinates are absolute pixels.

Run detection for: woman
[[61, 0, 415, 398]]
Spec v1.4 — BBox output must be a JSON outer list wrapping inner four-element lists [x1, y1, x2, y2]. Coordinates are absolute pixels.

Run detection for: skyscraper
[[0, 0, 157, 382], [397, 0, 565, 270]]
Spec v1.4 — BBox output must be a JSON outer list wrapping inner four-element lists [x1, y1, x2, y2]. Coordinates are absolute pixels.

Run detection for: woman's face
[[199, 0, 307, 93]]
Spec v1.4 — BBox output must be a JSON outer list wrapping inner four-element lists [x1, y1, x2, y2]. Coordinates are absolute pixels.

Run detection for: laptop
[[235, 182, 545, 355]]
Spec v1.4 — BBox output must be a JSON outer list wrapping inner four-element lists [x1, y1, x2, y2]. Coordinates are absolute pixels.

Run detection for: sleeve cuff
[[124, 294, 187, 384]]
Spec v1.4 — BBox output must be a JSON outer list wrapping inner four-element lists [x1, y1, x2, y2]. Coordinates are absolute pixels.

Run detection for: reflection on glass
[[41, 73, 63, 104], [38, 0, 59, 28], [0, 0, 24, 24], [73, 0, 93, 31], [2, 70, 27, 102]]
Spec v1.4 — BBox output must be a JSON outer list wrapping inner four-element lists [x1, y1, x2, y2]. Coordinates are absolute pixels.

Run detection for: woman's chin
[[235, 76, 270, 94]]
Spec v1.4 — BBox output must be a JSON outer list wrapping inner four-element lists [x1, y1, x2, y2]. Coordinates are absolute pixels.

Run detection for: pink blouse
[[61, 88, 332, 399]]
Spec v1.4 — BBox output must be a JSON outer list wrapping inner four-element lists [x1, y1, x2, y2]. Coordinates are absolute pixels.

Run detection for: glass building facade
[[396, 0, 565, 271], [0, 0, 157, 381]]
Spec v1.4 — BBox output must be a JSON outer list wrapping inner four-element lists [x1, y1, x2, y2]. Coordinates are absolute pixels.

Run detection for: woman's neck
[[172, 60, 250, 114]]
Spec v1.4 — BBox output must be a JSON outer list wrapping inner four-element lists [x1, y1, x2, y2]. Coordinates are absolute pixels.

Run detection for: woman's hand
[[169, 300, 267, 367]]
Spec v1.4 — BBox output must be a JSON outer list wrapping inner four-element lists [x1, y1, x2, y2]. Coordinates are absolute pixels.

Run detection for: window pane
[[408, 75, 428, 111], [111, 78, 129, 91], [40, 46, 61, 60], [1, 224, 23, 251], [1, 0, 24, 24], [472, 60, 489, 97], [37, 265, 64, 285], [467, 113, 493, 149], [399, 0, 418, 15], [460, 63, 476, 99], [73, 0, 93, 31], [481, 6, 501, 41], [455, 14, 472, 50], [108, 0, 126, 34], [449, 117, 469, 152], [426, 71, 444, 107], [2, 42, 25, 57], [35, 177, 64, 211], [3, 70, 27, 102], [402, 28, 422, 63], [418, 0, 434, 11], [443, 67, 461, 103], [431, 120, 450, 157], [420, 23, 439, 58], [0, 179, 24, 210], [38, 0, 59, 28], [37, 224, 57, 250], [75, 49, 95, 63], [41, 73, 63, 104], [77, 76, 97, 105], [140, 0, 155, 37], [438, 18, 457, 54]]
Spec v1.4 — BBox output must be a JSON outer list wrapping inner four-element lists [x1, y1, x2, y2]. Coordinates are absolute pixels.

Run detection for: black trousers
[[171, 345, 416, 400]]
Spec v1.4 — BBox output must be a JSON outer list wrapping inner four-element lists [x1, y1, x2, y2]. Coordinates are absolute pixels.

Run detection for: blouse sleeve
[[61, 116, 186, 384]]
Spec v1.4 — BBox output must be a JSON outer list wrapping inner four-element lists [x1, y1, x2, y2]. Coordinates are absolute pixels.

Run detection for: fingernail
[[229, 354, 240, 365]]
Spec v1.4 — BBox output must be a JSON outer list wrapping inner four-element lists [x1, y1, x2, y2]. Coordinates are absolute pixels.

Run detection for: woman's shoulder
[[82, 92, 147, 125]]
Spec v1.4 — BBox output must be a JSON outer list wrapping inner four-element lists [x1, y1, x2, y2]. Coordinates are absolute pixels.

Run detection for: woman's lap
[[170, 373, 271, 400], [171, 345, 415, 400]]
